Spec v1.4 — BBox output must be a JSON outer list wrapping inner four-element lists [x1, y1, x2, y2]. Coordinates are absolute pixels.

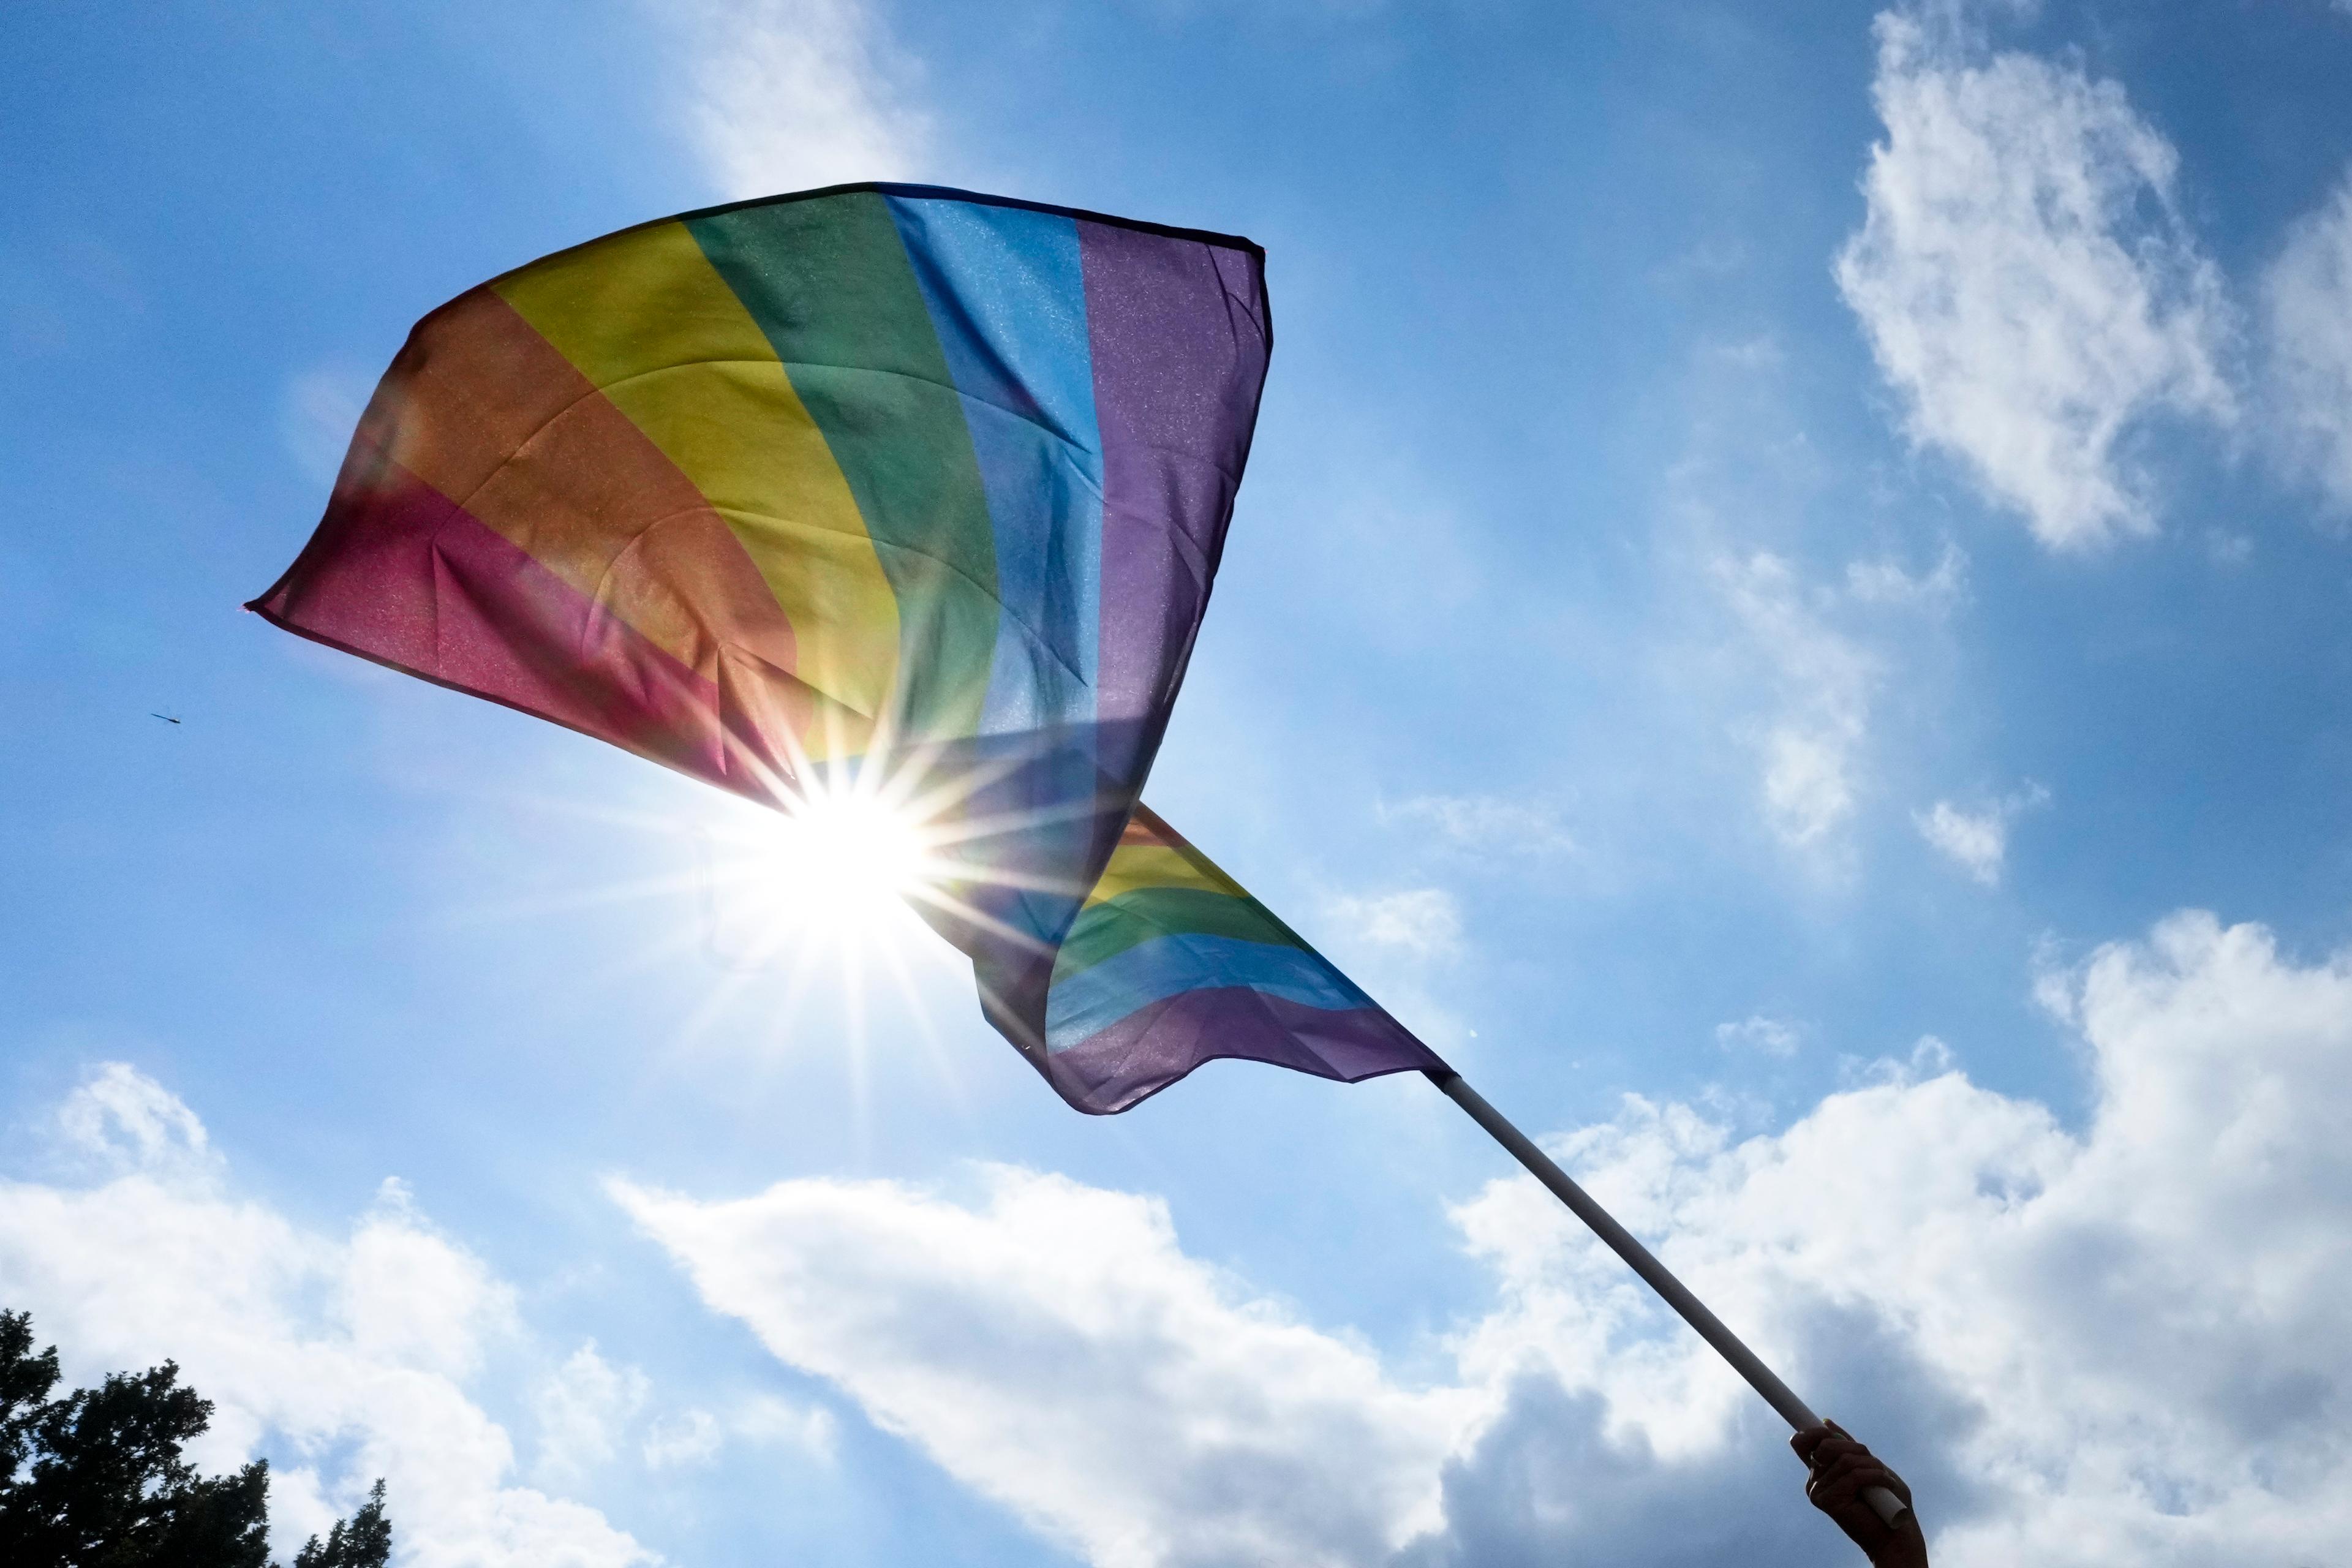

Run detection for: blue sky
[[8, 1, 2352, 1563]]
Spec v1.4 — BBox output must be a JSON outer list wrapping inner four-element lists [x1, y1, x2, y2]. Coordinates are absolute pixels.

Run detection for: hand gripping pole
[[1427, 1068, 1909, 1529]]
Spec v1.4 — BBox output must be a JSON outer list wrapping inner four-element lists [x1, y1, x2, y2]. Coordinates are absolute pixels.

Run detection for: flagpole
[[1424, 1068, 1909, 1529]]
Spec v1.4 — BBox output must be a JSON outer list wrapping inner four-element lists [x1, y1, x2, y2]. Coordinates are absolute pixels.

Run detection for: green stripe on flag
[[688, 194, 1001, 741], [1053, 886, 1313, 983]]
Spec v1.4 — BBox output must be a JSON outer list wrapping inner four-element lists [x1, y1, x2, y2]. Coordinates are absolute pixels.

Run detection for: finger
[[1806, 1454, 1878, 1490], [1790, 1425, 1831, 1463], [1804, 1469, 1883, 1538], [1814, 1447, 1912, 1505], [1804, 1437, 1865, 1471], [1809, 1458, 1890, 1503], [1817, 1455, 1891, 1488], [1814, 1458, 1885, 1490]]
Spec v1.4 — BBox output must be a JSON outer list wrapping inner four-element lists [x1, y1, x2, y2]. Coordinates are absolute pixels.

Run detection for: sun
[[767, 788, 933, 909], [697, 774, 946, 965]]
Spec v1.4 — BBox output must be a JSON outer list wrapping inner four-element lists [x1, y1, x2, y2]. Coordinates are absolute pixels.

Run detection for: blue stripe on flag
[[886, 195, 1104, 733], [1044, 933, 1376, 1049]]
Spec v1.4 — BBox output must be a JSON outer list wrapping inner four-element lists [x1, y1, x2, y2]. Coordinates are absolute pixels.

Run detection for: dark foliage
[[292, 1481, 390, 1568], [0, 1310, 392, 1567]]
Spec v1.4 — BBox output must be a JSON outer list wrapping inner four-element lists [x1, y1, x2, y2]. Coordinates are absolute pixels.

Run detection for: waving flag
[[247, 185, 1891, 1520], [252, 182, 1438, 1110], [1042, 804, 1440, 1110]]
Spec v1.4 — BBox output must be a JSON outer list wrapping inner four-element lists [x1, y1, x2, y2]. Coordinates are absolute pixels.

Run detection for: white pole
[[1427, 1068, 1909, 1529]]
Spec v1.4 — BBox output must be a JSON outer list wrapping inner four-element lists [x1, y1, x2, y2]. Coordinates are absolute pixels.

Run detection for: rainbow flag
[[1043, 804, 1440, 1110], [252, 182, 1440, 1112]]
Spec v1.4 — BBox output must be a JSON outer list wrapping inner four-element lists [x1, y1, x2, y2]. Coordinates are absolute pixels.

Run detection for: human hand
[[1790, 1421, 1927, 1568]]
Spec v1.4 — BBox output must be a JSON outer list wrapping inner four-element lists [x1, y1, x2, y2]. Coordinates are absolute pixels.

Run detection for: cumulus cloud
[[614, 1168, 1479, 1568], [1714, 1015, 1802, 1058], [1715, 548, 1970, 857], [1378, 794, 1576, 858], [1914, 783, 2048, 884], [659, 0, 926, 200], [630, 910, 2352, 1567], [1762, 730, 1856, 847], [1921, 802, 2005, 883], [0, 1066, 651, 1567], [1836, 6, 2233, 548], [532, 1343, 650, 1487], [1439, 910, 2352, 1562], [1321, 888, 1464, 960], [639, 1395, 835, 1471], [2261, 168, 2352, 512], [1843, 543, 1966, 608], [55, 1060, 219, 1178], [641, 1410, 723, 1470], [732, 1392, 839, 1458], [1302, 888, 1471, 1049], [1716, 553, 1879, 850]]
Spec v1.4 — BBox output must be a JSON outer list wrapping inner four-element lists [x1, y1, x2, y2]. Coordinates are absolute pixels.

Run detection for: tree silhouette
[[0, 1310, 391, 1567], [293, 1480, 390, 1568]]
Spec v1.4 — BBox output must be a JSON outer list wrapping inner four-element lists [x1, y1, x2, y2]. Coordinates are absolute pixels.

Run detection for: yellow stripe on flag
[[1084, 844, 1251, 907], [495, 222, 900, 750]]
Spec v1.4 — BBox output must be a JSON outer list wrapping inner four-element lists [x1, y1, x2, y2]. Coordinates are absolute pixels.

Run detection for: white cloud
[[533, 1343, 650, 1487], [641, 1410, 723, 1470], [630, 908, 2352, 1567], [55, 1060, 218, 1179], [638, 1395, 834, 1471], [1305, 888, 1471, 1050], [1837, 1032, 1958, 1091], [1760, 729, 1856, 846], [1836, 6, 2233, 548], [2261, 168, 2352, 511], [732, 1393, 839, 1459], [1915, 782, 2048, 884], [1843, 543, 1967, 608], [1378, 795, 1576, 858], [1716, 548, 1976, 858], [1714, 1016, 1802, 1058], [0, 1066, 652, 1568], [1915, 800, 2005, 882], [1446, 910, 2352, 1564], [341, 1179, 518, 1382], [660, 0, 926, 200], [1321, 888, 1464, 960], [1716, 553, 1878, 850], [614, 1167, 1480, 1568]]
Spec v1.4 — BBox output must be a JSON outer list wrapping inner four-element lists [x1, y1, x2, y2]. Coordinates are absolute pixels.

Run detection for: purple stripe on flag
[[1042, 986, 1444, 1115], [1076, 222, 1270, 740]]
